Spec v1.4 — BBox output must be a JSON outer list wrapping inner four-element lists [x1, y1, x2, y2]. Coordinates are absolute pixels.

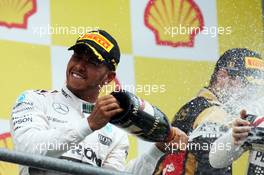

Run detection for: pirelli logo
[[79, 33, 114, 52], [245, 57, 264, 71]]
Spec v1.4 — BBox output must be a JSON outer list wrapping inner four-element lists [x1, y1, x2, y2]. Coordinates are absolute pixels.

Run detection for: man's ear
[[105, 71, 116, 85]]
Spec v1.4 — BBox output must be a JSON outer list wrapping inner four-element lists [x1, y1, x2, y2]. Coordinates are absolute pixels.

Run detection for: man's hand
[[88, 95, 124, 131], [232, 110, 251, 145], [155, 127, 188, 153]]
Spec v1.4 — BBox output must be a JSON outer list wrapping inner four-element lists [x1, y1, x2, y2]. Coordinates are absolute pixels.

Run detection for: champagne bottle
[[110, 90, 173, 142], [242, 114, 264, 151]]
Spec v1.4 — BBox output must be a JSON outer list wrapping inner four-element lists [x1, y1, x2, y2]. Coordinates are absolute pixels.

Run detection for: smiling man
[[10, 30, 187, 175], [153, 48, 264, 175]]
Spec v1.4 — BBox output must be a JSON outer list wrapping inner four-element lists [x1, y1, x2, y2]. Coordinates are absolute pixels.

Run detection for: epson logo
[[98, 134, 112, 146], [13, 117, 33, 126]]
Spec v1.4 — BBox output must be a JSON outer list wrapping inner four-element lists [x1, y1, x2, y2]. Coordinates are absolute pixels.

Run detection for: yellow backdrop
[[0, 0, 263, 175]]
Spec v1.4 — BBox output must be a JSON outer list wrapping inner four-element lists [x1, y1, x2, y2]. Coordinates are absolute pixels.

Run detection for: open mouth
[[71, 71, 86, 80]]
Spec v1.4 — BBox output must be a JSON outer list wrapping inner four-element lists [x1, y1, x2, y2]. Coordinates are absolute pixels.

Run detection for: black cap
[[68, 30, 120, 70], [215, 48, 264, 85]]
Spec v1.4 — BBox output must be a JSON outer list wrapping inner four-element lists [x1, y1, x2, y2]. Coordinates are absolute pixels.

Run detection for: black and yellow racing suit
[[153, 88, 232, 175]]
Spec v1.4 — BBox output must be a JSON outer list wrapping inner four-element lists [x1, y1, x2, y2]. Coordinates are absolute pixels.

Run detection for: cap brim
[[68, 43, 97, 56], [68, 42, 116, 70], [68, 43, 89, 51], [68, 45, 75, 50], [68, 43, 115, 69]]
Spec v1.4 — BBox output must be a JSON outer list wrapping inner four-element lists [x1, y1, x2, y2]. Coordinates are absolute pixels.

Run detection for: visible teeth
[[72, 73, 83, 79]]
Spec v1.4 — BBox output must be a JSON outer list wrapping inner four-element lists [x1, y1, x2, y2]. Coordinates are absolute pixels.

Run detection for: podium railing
[[0, 148, 132, 175]]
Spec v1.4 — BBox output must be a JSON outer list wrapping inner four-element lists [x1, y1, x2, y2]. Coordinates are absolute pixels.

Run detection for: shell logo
[[0, 132, 19, 175], [144, 0, 204, 47], [0, 132, 12, 149], [0, 0, 37, 29]]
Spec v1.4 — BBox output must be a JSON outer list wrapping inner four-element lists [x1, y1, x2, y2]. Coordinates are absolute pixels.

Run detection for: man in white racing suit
[[10, 30, 188, 175], [209, 108, 264, 175]]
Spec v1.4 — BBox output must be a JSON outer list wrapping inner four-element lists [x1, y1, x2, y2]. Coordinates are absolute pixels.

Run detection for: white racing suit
[[209, 97, 264, 175], [209, 131, 264, 175], [10, 86, 163, 175]]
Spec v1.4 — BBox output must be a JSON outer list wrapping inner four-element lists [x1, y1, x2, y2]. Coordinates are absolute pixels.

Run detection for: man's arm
[[209, 115, 250, 168], [11, 91, 93, 157], [125, 129, 187, 174], [125, 145, 164, 174], [209, 130, 244, 168], [102, 132, 164, 174], [102, 127, 187, 174]]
